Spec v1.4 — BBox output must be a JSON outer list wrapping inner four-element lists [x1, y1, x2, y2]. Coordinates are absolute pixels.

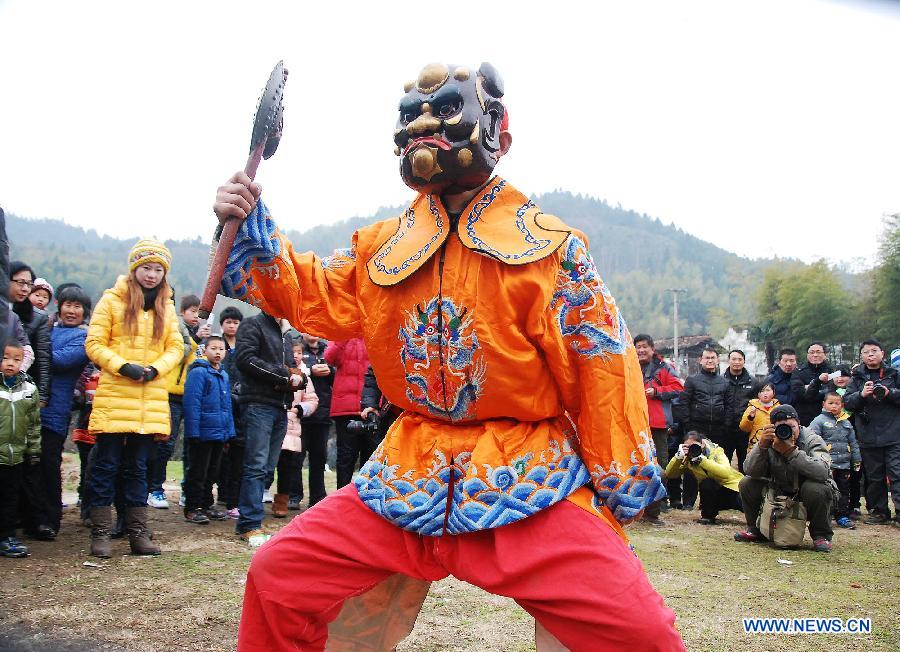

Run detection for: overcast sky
[[1, 0, 898, 266]]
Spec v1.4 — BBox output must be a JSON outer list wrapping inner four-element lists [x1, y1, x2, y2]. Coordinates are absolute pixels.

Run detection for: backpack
[[757, 475, 807, 548]]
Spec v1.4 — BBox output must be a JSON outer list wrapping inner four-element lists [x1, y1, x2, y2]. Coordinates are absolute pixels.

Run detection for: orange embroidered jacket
[[219, 177, 664, 537]]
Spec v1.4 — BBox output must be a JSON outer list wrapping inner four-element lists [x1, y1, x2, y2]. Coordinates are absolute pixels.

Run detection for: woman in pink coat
[[324, 338, 370, 488], [273, 363, 318, 517]]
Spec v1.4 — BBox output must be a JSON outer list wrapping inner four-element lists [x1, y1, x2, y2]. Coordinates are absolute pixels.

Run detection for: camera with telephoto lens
[[687, 443, 703, 461], [774, 423, 794, 440], [347, 412, 381, 435], [873, 383, 889, 400]]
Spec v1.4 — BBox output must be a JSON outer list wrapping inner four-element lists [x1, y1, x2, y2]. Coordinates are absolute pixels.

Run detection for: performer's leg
[[238, 485, 448, 652], [443, 500, 683, 652]]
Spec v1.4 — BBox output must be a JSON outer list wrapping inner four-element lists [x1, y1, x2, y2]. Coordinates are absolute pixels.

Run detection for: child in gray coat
[[808, 392, 861, 529]]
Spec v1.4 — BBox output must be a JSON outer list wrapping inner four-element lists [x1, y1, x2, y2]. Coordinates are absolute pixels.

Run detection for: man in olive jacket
[[734, 404, 834, 552]]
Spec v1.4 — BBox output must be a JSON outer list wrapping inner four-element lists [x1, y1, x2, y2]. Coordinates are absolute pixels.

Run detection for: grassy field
[[1, 454, 898, 651]]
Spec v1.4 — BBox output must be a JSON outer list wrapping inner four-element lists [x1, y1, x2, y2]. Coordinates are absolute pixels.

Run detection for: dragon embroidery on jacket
[[551, 235, 628, 359], [398, 296, 485, 421]]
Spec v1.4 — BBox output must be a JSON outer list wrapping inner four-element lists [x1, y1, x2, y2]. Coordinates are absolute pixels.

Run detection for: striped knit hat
[[128, 239, 172, 274]]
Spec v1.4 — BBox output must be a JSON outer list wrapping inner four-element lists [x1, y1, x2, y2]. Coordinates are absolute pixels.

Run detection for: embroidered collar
[[367, 177, 571, 286]]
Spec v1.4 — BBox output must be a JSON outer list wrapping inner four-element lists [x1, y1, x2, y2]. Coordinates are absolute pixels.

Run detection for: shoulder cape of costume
[[367, 177, 571, 286]]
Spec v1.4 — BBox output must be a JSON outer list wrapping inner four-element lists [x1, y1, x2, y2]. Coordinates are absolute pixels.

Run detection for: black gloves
[[119, 363, 145, 380], [119, 364, 159, 382]]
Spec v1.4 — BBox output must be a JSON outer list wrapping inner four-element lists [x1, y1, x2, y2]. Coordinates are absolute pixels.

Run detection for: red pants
[[239, 486, 683, 651]]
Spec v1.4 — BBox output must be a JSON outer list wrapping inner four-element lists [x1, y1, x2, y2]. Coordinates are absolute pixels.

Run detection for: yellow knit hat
[[128, 239, 172, 274]]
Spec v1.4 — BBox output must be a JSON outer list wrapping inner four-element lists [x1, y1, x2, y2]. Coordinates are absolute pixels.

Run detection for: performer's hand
[[214, 171, 262, 225]]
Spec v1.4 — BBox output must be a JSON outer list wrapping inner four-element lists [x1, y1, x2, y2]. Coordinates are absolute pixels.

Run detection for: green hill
[[5, 192, 770, 339]]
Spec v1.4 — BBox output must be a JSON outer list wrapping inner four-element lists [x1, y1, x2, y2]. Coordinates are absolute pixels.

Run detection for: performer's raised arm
[[212, 171, 363, 341]]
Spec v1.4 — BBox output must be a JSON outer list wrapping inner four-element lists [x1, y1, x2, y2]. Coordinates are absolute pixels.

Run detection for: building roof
[[654, 335, 722, 352]]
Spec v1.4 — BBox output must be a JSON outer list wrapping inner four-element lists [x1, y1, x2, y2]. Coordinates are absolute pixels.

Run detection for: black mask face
[[393, 62, 507, 195]]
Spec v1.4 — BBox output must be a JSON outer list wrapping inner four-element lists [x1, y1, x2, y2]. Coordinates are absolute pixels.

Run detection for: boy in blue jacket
[[183, 336, 235, 524], [808, 392, 861, 529]]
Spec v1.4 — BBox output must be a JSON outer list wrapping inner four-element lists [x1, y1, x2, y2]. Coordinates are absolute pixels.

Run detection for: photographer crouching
[[664, 431, 744, 525], [734, 404, 835, 552]]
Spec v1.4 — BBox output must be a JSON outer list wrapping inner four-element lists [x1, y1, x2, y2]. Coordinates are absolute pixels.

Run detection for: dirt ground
[[1, 456, 898, 651]]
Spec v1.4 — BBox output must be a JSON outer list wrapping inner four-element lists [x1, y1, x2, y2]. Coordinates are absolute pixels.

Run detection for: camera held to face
[[774, 423, 794, 441]]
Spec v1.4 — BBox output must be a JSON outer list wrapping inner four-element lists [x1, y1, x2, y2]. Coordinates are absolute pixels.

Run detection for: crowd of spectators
[[0, 202, 896, 559], [0, 220, 386, 557], [634, 334, 900, 553]]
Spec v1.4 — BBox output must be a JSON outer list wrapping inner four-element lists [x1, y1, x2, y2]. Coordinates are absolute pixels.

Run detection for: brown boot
[[89, 506, 113, 559], [272, 493, 289, 518], [125, 507, 161, 556]]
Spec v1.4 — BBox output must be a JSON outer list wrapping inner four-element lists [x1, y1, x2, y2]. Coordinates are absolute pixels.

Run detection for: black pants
[[298, 421, 330, 505], [725, 428, 749, 473], [218, 442, 245, 510], [644, 428, 670, 518], [18, 458, 51, 533], [832, 468, 852, 519], [849, 466, 863, 511], [860, 443, 900, 518], [276, 449, 303, 496], [739, 476, 834, 540], [698, 478, 742, 519], [681, 474, 698, 509], [40, 427, 66, 532], [0, 463, 24, 538], [184, 440, 224, 513], [666, 434, 682, 505], [76, 442, 94, 521], [335, 416, 377, 489]]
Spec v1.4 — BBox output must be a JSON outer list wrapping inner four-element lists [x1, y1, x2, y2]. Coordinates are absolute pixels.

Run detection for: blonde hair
[[122, 273, 170, 343]]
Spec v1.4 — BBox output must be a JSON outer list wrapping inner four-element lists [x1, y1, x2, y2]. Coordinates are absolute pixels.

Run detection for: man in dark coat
[[723, 349, 755, 472], [843, 340, 900, 527], [790, 342, 833, 427], [674, 347, 728, 508], [765, 348, 798, 406], [233, 312, 304, 540]]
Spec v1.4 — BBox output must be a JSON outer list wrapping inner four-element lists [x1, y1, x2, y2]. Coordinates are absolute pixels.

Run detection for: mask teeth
[[469, 123, 479, 144]]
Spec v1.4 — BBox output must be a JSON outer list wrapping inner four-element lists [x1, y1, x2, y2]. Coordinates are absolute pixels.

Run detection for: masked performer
[[213, 62, 683, 651]]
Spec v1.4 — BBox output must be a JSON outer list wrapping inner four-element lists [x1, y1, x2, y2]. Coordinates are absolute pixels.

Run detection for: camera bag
[[758, 475, 807, 548]]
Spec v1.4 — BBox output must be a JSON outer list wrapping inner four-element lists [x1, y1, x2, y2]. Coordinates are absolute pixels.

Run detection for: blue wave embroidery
[[221, 200, 282, 300]]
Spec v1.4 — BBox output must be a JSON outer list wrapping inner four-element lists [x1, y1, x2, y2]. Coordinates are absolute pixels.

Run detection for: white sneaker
[[262, 491, 274, 503], [147, 491, 169, 509], [178, 494, 186, 507]]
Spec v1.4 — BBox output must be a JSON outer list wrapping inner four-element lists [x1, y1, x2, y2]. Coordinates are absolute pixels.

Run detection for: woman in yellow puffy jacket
[[84, 240, 183, 558]]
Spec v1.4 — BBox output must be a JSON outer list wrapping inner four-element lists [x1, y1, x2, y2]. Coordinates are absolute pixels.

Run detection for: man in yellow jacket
[[665, 431, 744, 525]]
